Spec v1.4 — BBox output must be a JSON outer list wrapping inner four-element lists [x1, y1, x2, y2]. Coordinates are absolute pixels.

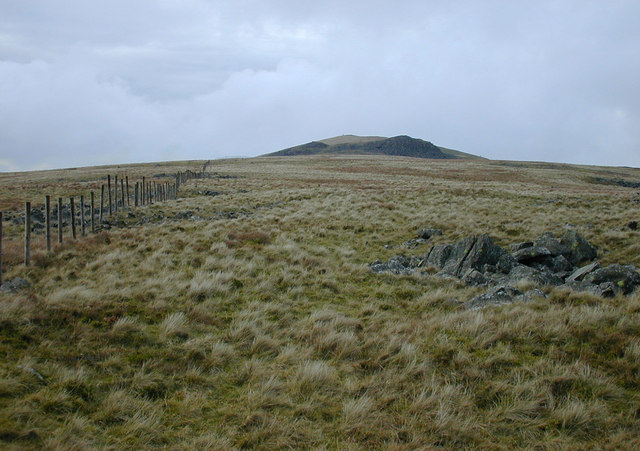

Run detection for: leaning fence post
[[57, 197, 63, 244], [91, 191, 95, 234], [45, 195, 51, 252], [70, 197, 76, 240], [108, 175, 112, 216], [0, 211, 3, 285], [25, 202, 31, 266], [80, 195, 86, 237]]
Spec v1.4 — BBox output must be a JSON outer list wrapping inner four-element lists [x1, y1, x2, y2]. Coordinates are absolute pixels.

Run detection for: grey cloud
[[1, 1, 639, 170]]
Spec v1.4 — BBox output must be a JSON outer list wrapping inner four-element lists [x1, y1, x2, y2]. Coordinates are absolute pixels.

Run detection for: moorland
[[1, 155, 640, 449]]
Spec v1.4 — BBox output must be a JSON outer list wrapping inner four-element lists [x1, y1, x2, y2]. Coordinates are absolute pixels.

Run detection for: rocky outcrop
[[370, 229, 640, 309]]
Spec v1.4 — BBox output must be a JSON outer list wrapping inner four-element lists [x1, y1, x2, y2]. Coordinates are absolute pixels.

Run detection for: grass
[[1, 155, 640, 448]]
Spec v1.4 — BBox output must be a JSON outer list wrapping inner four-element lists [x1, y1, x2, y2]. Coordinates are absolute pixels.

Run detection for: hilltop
[[266, 134, 485, 159]]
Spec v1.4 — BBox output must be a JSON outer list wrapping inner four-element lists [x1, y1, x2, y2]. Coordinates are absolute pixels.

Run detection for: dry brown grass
[[1, 155, 640, 448]]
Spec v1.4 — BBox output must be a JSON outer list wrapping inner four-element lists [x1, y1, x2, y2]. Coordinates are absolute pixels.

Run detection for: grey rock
[[369, 255, 420, 275], [535, 232, 569, 256], [0, 277, 30, 293], [512, 246, 552, 263], [583, 264, 640, 295], [417, 228, 443, 240], [402, 238, 430, 248], [510, 241, 534, 252], [566, 261, 601, 283], [440, 235, 477, 276], [462, 269, 489, 286], [424, 243, 454, 268], [560, 230, 597, 265], [516, 288, 548, 303], [496, 253, 517, 274], [468, 286, 523, 310], [509, 265, 563, 286]]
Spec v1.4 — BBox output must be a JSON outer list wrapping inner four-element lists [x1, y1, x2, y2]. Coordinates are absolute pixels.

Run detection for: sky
[[1, 0, 639, 171]]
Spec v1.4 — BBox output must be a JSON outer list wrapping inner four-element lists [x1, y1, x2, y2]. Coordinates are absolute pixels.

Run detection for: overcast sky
[[1, 1, 639, 171]]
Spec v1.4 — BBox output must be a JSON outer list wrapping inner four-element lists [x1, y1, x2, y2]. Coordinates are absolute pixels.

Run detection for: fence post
[[70, 197, 76, 240], [80, 195, 86, 237], [134, 183, 139, 207], [91, 191, 95, 234], [0, 211, 3, 285], [120, 178, 125, 211], [45, 195, 51, 252], [114, 175, 118, 212], [108, 175, 112, 216], [25, 202, 31, 266], [142, 177, 146, 206], [58, 197, 63, 244], [100, 185, 105, 224], [125, 176, 130, 207]]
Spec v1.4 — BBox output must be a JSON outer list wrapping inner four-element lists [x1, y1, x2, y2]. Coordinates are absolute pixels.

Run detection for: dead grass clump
[[226, 231, 271, 248], [159, 312, 189, 339]]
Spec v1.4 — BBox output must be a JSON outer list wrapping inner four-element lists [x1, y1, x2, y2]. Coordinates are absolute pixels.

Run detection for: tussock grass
[[1, 156, 640, 448]]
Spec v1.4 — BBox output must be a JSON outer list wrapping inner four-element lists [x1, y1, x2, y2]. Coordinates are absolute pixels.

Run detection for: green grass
[[1, 155, 640, 448]]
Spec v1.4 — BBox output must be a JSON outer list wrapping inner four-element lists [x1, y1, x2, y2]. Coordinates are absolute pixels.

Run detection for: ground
[[1, 155, 640, 449]]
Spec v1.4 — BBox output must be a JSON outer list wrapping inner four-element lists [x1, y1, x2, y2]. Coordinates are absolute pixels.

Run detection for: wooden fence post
[[121, 178, 125, 211], [80, 195, 86, 237], [114, 175, 118, 212], [125, 176, 130, 207], [108, 175, 112, 216], [91, 191, 95, 233], [100, 185, 105, 224], [25, 202, 31, 266], [134, 183, 139, 207], [0, 211, 3, 285], [45, 195, 51, 252], [70, 197, 76, 240], [58, 197, 63, 244], [142, 177, 146, 206]]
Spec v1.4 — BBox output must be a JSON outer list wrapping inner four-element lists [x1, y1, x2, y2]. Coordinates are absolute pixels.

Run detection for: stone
[[467, 286, 523, 310], [424, 243, 454, 269], [462, 269, 489, 286], [560, 230, 597, 265], [369, 255, 421, 275], [417, 228, 443, 240], [510, 241, 534, 252], [0, 277, 30, 293], [516, 288, 548, 303], [566, 261, 601, 283], [583, 264, 640, 295], [512, 246, 552, 264], [508, 265, 563, 286], [534, 232, 569, 256]]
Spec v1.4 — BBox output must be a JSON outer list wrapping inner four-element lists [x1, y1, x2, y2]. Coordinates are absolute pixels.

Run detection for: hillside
[[1, 156, 640, 449], [267, 134, 481, 159]]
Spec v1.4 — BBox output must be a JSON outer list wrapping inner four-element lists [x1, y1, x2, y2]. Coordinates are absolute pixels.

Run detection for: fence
[[0, 169, 206, 285]]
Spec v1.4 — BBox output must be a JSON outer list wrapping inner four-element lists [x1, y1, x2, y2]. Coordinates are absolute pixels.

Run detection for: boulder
[[462, 269, 489, 286], [512, 246, 552, 264], [510, 241, 534, 252], [468, 286, 523, 310], [369, 255, 422, 275], [509, 265, 563, 286], [0, 277, 30, 293], [560, 230, 597, 265], [534, 232, 569, 256], [440, 235, 477, 276], [583, 264, 640, 295], [566, 261, 601, 283], [417, 228, 443, 240], [424, 243, 454, 269]]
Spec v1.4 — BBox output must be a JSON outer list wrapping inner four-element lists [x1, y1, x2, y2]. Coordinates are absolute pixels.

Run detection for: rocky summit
[[370, 230, 640, 308]]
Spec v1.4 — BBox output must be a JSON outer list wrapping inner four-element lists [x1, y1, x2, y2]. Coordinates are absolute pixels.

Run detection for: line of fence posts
[[1, 172, 184, 272]]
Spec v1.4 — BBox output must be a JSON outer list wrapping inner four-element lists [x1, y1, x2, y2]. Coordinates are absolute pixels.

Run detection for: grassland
[[1, 155, 640, 449]]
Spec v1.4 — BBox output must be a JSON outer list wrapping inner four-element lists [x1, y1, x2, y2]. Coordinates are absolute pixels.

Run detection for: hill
[[267, 134, 482, 159], [1, 156, 640, 449]]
